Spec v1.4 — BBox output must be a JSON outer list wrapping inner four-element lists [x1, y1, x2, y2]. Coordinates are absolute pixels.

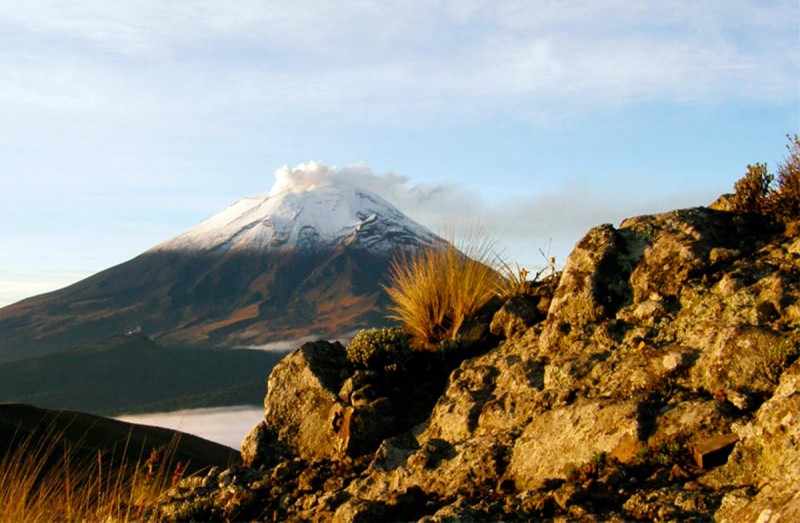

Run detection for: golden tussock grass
[[0, 421, 182, 522], [384, 229, 501, 349]]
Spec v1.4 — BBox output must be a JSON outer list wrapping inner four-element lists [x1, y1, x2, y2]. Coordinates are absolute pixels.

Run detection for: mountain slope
[[0, 170, 439, 361]]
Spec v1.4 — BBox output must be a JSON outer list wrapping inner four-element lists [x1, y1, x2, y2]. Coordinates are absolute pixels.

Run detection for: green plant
[[346, 328, 412, 369], [591, 450, 608, 466], [762, 337, 800, 385], [384, 230, 501, 350]]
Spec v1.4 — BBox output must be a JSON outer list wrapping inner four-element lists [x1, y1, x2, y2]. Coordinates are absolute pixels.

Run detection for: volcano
[[0, 163, 440, 361]]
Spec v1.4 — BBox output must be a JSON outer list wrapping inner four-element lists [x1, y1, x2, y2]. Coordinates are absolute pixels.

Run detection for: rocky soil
[[156, 205, 800, 522]]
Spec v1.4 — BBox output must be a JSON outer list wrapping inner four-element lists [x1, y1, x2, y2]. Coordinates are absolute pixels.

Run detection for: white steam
[[270, 161, 342, 196], [268, 161, 466, 220]]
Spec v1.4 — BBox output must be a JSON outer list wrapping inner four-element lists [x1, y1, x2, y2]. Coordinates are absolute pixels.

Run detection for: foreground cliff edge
[[155, 204, 799, 521]]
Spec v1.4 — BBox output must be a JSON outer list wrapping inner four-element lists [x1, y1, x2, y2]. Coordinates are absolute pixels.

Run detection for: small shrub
[[731, 162, 774, 215], [774, 134, 800, 221], [384, 230, 501, 350], [591, 450, 608, 466], [730, 134, 800, 221], [346, 328, 412, 369]]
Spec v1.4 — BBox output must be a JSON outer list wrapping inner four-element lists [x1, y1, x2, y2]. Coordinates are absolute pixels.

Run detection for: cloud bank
[[117, 406, 264, 450]]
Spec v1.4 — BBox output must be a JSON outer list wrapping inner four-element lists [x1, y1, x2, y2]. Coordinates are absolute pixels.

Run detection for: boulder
[[539, 224, 634, 354], [621, 208, 746, 302], [181, 204, 800, 521], [262, 341, 349, 460]]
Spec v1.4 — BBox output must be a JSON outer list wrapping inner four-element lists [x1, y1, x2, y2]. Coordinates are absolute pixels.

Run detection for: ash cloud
[[266, 162, 717, 271]]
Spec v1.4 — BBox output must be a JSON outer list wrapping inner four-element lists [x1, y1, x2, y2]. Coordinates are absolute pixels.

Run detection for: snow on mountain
[[154, 162, 438, 254]]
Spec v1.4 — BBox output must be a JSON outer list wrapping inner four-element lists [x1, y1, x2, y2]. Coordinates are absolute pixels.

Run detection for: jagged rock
[[418, 496, 489, 522], [333, 486, 432, 523], [690, 433, 739, 470], [490, 294, 543, 339], [249, 340, 407, 462], [622, 486, 720, 521], [338, 398, 396, 457], [689, 326, 786, 396], [240, 421, 271, 468], [539, 223, 635, 354], [370, 432, 420, 472], [453, 296, 503, 351], [649, 399, 736, 447], [623, 208, 749, 302]]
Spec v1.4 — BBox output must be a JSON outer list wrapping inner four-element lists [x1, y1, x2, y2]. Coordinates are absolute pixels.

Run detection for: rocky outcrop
[[157, 206, 800, 521], [243, 338, 462, 468]]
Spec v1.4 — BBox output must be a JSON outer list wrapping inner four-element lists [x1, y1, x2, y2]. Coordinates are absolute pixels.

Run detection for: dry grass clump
[[384, 230, 501, 350], [0, 424, 180, 522], [496, 242, 558, 299], [731, 134, 800, 221]]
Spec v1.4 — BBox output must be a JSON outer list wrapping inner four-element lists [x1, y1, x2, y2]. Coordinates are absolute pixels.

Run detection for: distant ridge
[[0, 403, 239, 472], [0, 333, 286, 415]]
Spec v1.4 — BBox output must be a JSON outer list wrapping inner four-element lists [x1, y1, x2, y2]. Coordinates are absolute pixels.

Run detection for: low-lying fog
[[117, 405, 264, 450]]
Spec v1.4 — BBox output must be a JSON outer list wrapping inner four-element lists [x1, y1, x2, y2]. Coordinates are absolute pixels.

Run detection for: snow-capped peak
[[153, 163, 438, 254]]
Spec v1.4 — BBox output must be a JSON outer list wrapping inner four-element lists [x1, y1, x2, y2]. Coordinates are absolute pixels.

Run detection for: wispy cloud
[[0, 1, 795, 126]]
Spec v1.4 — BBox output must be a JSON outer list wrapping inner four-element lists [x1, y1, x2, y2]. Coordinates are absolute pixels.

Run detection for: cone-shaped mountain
[[0, 175, 440, 361]]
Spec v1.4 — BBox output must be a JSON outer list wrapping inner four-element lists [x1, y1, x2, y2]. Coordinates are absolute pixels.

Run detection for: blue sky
[[1, 1, 798, 307]]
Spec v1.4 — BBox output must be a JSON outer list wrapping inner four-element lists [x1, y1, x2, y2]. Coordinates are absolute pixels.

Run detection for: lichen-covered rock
[[539, 224, 634, 354], [711, 360, 800, 522], [622, 208, 751, 302], [689, 326, 785, 396], [649, 399, 734, 447], [509, 399, 642, 489]]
